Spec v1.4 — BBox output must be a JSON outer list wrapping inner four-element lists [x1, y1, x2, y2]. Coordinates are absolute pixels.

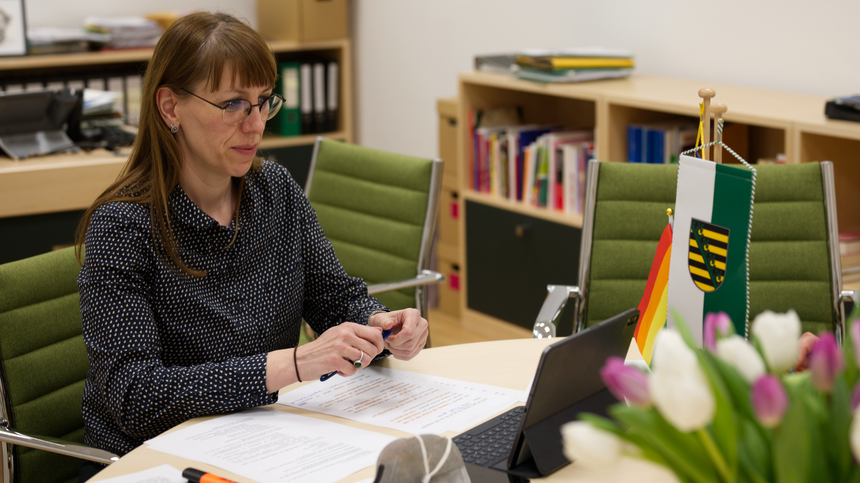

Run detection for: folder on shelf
[[326, 61, 339, 133], [274, 61, 301, 136], [300, 62, 315, 134], [313, 62, 327, 133]]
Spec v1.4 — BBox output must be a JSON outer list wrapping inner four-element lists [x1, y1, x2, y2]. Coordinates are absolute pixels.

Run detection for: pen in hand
[[182, 467, 239, 483], [320, 329, 390, 382]]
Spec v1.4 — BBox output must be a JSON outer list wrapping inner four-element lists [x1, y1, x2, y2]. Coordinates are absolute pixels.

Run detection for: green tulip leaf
[[773, 383, 813, 483], [827, 377, 852, 479], [697, 351, 738, 476]]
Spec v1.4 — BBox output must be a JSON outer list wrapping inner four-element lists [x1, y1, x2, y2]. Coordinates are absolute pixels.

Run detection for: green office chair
[[304, 138, 444, 342], [0, 247, 118, 483], [533, 159, 856, 342]]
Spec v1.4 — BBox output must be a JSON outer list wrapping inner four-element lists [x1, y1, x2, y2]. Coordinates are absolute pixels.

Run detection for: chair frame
[[532, 159, 857, 342], [0, 360, 118, 483], [306, 137, 445, 318]]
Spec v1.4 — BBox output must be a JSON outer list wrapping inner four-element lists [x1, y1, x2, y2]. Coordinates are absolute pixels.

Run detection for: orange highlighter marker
[[182, 468, 239, 483]]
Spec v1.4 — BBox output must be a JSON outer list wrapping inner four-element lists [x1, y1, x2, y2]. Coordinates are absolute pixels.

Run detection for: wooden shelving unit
[[453, 71, 860, 331]]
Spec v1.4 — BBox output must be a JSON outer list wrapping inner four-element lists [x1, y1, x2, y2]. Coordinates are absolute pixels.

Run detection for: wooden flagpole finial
[[710, 102, 727, 164], [698, 88, 716, 160]]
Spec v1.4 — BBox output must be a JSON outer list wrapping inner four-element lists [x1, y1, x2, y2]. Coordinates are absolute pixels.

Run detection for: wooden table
[[89, 338, 677, 482]]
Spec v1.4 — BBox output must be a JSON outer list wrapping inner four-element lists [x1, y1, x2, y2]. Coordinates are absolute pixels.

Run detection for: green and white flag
[[667, 154, 756, 344]]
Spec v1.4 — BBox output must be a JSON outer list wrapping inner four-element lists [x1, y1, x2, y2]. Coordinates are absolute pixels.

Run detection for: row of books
[[268, 60, 339, 137], [468, 107, 594, 214], [627, 122, 698, 164]]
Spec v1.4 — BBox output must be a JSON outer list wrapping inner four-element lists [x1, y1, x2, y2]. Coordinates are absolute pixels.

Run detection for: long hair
[[75, 11, 278, 276]]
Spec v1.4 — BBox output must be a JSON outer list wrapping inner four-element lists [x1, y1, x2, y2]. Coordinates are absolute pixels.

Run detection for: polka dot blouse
[[78, 160, 387, 456]]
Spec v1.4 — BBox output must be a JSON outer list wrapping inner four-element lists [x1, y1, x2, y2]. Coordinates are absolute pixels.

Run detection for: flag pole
[[711, 102, 727, 164], [698, 88, 715, 160]]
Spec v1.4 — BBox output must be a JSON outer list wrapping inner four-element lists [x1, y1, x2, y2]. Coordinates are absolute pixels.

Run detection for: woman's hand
[[369, 308, 428, 361], [298, 322, 386, 379]]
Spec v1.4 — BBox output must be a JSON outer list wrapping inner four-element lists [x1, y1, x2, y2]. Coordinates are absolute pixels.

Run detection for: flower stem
[[696, 428, 733, 483]]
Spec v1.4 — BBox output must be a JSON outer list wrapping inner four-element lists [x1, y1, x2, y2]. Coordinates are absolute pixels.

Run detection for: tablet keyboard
[[453, 406, 524, 467]]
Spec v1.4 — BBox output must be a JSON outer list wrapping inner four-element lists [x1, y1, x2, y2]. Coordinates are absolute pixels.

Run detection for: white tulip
[[716, 335, 766, 384], [851, 406, 860, 463], [560, 421, 622, 469], [650, 330, 716, 432], [751, 310, 801, 374]]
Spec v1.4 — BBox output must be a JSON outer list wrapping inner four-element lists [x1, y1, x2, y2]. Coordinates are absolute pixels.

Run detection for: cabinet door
[[466, 201, 580, 334]]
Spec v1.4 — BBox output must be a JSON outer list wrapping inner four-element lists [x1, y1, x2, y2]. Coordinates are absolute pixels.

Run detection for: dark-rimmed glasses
[[181, 88, 285, 126]]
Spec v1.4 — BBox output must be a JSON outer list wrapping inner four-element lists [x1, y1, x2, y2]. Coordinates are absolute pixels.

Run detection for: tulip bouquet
[[562, 307, 860, 483]]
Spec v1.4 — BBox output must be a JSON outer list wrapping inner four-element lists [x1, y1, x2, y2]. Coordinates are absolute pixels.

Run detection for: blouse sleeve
[[79, 205, 276, 439], [291, 180, 388, 334]]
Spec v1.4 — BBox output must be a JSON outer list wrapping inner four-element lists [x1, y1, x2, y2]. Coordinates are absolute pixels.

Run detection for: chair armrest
[[366, 270, 445, 295], [0, 425, 118, 465], [533, 285, 581, 339]]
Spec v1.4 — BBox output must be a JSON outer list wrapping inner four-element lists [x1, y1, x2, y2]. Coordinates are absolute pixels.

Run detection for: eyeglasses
[[180, 88, 285, 126]]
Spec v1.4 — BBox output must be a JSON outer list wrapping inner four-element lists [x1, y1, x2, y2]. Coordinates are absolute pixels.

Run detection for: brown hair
[[75, 11, 278, 276]]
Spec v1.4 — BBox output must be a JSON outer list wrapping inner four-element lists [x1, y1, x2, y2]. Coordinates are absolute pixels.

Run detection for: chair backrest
[[579, 159, 844, 336], [0, 246, 89, 483], [305, 138, 443, 315], [579, 160, 678, 330]]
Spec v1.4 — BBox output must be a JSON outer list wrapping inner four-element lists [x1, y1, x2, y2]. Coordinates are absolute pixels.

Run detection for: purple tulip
[[809, 332, 844, 393], [704, 312, 732, 351], [600, 356, 651, 408], [751, 374, 789, 428]]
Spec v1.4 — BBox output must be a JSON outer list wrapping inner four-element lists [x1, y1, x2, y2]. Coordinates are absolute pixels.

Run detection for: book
[[273, 61, 300, 136], [300, 62, 314, 134], [326, 61, 339, 132], [313, 62, 327, 133], [516, 56, 635, 70], [513, 66, 632, 83], [474, 54, 516, 75]]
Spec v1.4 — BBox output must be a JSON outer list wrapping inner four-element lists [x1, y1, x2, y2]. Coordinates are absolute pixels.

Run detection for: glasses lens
[[222, 99, 251, 126], [265, 95, 283, 121]]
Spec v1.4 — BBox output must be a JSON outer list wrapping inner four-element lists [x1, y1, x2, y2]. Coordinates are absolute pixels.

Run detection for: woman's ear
[[156, 87, 180, 127]]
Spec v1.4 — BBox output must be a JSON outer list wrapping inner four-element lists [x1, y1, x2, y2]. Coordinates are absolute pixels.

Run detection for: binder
[[313, 62, 327, 133], [300, 62, 315, 134], [326, 61, 339, 132], [275, 61, 301, 136]]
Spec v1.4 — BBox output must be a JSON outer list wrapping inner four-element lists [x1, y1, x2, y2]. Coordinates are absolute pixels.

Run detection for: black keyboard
[[453, 406, 524, 467]]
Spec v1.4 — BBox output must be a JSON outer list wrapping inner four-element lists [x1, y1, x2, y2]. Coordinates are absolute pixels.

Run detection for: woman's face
[[174, 66, 272, 185]]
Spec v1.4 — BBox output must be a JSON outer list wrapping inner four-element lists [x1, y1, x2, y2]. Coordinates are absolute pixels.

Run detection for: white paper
[[144, 407, 395, 483], [95, 464, 184, 483], [278, 367, 524, 434]]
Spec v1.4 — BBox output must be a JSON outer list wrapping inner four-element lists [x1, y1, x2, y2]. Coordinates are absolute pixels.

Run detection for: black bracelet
[[294, 347, 302, 383]]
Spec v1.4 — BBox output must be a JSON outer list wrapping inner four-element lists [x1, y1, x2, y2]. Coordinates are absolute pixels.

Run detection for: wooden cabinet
[[453, 71, 860, 327]]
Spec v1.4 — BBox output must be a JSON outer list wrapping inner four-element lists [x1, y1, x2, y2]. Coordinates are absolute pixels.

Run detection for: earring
[[169, 123, 179, 134]]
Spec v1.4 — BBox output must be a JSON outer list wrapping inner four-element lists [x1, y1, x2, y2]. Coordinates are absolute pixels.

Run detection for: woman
[[75, 11, 428, 461]]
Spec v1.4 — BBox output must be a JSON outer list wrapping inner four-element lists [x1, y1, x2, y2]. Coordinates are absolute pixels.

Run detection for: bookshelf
[[0, 38, 354, 263], [454, 71, 860, 331]]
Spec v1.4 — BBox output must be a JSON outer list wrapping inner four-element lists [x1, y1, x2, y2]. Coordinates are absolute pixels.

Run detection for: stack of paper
[[513, 47, 634, 83], [84, 17, 163, 49], [26, 27, 109, 55], [83, 89, 122, 117]]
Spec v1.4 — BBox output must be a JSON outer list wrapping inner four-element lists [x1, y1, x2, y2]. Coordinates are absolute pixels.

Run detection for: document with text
[[278, 367, 524, 434], [144, 408, 395, 483]]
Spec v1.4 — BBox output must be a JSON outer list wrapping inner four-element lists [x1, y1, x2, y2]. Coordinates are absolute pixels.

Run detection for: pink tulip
[[704, 312, 732, 351], [751, 374, 789, 428], [852, 382, 860, 411], [809, 333, 844, 393], [600, 356, 651, 408]]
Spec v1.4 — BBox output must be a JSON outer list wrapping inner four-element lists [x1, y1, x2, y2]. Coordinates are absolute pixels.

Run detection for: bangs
[[196, 23, 277, 92]]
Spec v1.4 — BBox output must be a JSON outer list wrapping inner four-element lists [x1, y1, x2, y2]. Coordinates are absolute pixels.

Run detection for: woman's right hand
[[296, 322, 386, 380]]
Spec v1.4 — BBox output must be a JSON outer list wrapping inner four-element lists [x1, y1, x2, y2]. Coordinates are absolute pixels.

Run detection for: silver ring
[[354, 350, 364, 368]]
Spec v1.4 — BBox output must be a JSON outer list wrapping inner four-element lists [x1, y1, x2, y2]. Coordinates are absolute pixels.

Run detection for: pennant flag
[[667, 154, 755, 344], [635, 222, 673, 365]]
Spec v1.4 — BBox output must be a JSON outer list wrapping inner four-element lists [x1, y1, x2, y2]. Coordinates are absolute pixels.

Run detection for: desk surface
[[88, 338, 677, 483]]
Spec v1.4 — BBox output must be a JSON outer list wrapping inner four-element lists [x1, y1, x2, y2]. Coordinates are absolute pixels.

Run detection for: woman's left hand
[[369, 308, 428, 361]]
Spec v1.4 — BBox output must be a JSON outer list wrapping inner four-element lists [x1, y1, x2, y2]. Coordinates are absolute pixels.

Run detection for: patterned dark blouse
[[78, 160, 386, 455]]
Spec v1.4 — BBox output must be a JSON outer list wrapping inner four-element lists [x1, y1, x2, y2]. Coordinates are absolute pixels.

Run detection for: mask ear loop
[[415, 435, 454, 483]]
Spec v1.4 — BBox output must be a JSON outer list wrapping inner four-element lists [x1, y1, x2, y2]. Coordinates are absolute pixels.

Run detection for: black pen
[[182, 467, 239, 483], [320, 329, 390, 382]]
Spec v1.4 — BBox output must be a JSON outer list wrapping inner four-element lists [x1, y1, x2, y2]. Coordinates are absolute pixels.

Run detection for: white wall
[[26, 0, 860, 160]]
